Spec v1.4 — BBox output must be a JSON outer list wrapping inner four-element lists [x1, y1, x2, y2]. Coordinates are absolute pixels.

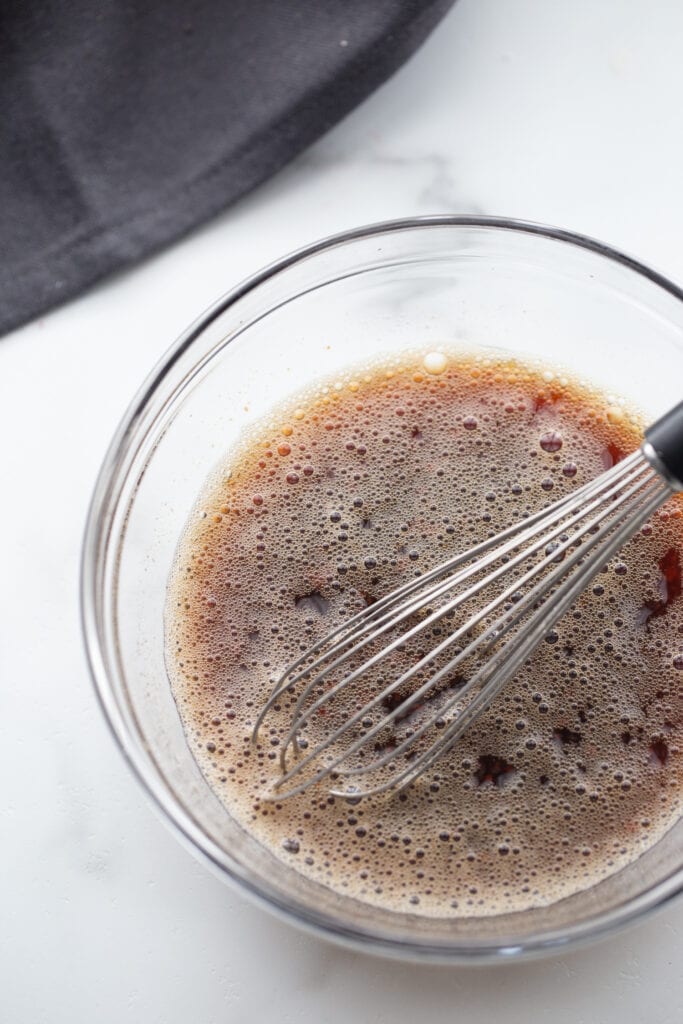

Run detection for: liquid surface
[[165, 352, 683, 916]]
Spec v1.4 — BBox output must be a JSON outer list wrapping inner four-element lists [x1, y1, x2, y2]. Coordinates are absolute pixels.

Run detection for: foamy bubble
[[423, 352, 448, 375]]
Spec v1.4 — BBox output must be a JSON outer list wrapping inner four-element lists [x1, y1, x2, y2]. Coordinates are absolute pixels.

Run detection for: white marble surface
[[5, 1, 683, 1020]]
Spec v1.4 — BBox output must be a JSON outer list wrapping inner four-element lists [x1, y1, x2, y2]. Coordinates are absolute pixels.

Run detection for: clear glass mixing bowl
[[82, 217, 683, 963]]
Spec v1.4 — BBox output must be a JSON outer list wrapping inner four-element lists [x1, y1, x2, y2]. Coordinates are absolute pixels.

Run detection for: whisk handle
[[644, 400, 683, 492]]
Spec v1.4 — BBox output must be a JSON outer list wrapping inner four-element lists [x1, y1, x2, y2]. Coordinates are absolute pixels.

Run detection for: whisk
[[253, 402, 683, 800]]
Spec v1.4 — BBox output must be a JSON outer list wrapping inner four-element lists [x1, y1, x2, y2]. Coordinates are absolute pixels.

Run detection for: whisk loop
[[253, 411, 683, 801]]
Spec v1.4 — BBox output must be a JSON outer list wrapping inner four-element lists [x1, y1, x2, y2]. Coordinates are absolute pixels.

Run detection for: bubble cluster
[[165, 351, 683, 918]]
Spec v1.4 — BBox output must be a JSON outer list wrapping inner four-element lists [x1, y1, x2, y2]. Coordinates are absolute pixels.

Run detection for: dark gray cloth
[[0, 0, 454, 336]]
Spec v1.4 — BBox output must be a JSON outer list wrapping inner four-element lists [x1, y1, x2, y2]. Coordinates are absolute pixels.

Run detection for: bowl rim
[[81, 214, 683, 964]]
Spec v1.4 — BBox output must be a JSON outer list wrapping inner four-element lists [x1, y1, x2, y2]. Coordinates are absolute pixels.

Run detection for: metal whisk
[[253, 402, 683, 800]]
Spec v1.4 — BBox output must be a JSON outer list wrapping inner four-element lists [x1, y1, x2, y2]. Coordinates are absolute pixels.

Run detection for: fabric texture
[[0, 0, 454, 336]]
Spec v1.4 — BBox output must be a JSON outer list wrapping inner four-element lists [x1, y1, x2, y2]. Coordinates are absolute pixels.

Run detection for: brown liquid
[[165, 352, 683, 916]]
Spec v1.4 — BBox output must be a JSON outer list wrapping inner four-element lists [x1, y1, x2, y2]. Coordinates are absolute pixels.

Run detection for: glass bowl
[[82, 216, 683, 963]]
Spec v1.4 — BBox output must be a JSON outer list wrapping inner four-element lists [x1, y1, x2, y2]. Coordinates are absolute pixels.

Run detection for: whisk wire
[[252, 451, 645, 738], [254, 447, 673, 800], [283, 476, 666, 801], [276, 456, 656, 771], [265, 452, 648, 768]]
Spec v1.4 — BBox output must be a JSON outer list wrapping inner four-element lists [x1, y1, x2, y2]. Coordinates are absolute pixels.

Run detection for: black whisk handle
[[645, 400, 683, 491]]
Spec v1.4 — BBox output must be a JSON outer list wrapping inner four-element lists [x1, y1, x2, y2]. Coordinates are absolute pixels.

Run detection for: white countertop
[[5, 1, 683, 1020]]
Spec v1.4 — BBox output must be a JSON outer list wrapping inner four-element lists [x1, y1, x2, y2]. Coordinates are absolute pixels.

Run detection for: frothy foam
[[165, 352, 683, 917]]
